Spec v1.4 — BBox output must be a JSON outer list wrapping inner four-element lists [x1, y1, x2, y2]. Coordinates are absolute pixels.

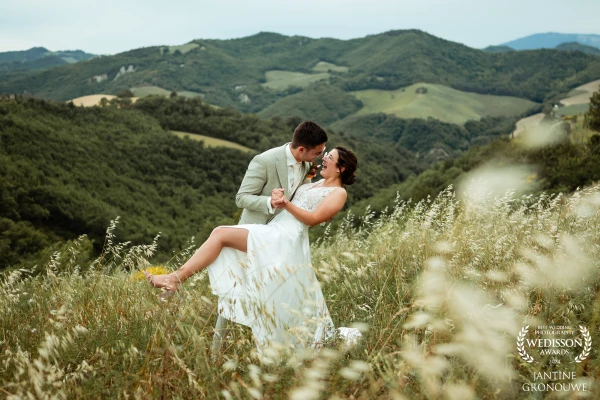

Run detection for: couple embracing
[[146, 121, 358, 354]]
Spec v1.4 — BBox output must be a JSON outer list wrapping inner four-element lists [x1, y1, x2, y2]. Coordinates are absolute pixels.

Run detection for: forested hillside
[[0, 98, 250, 270], [341, 120, 600, 224]]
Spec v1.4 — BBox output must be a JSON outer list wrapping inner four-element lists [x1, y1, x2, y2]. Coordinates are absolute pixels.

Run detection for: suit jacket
[[236, 143, 311, 225]]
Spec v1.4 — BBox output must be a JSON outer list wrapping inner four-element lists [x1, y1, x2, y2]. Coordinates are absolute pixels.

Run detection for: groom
[[211, 120, 328, 354]]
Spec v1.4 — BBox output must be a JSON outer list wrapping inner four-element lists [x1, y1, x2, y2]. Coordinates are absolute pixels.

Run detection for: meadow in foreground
[[2, 182, 599, 399]]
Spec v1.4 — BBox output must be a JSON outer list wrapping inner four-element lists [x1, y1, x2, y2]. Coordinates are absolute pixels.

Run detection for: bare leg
[[146, 227, 248, 291]]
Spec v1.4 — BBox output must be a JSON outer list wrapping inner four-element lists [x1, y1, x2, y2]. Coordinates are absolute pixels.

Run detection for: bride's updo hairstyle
[[334, 146, 357, 186]]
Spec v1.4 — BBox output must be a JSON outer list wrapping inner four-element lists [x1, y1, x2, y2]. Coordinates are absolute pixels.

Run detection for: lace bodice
[[292, 180, 338, 212], [269, 180, 338, 230]]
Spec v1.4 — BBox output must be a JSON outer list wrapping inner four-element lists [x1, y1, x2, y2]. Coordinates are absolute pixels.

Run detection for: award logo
[[517, 325, 592, 392]]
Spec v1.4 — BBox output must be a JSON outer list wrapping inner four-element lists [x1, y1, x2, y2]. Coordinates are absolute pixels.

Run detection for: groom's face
[[299, 143, 326, 162]]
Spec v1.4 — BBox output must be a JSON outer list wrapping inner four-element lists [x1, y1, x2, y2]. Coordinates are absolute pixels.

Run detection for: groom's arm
[[236, 155, 271, 214]]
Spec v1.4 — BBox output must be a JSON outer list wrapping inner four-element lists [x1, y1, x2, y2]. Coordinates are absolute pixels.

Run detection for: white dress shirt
[[267, 144, 302, 214]]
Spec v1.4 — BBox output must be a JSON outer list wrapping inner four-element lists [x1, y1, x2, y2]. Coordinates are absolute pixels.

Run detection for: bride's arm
[[282, 189, 347, 227]]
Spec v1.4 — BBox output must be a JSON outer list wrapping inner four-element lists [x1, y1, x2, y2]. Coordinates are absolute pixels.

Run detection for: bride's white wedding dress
[[207, 180, 353, 352]]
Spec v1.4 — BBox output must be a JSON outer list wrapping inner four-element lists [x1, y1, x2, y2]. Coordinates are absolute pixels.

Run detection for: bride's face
[[320, 149, 341, 178]]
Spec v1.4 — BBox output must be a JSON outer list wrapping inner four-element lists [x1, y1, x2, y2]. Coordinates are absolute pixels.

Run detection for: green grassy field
[[561, 79, 600, 106], [131, 86, 204, 99], [131, 86, 173, 97], [312, 61, 349, 73], [162, 43, 200, 55], [170, 131, 255, 153], [348, 83, 538, 125], [261, 70, 330, 90], [555, 103, 590, 117], [177, 90, 206, 99]]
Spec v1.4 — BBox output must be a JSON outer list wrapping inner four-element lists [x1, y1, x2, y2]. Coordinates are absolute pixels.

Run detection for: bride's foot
[[145, 271, 181, 292]]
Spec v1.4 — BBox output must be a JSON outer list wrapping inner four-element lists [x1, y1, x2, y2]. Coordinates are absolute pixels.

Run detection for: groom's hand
[[271, 188, 286, 209]]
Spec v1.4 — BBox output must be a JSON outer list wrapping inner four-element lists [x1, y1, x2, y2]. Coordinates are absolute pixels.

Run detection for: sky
[[1, 0, 599, 55]]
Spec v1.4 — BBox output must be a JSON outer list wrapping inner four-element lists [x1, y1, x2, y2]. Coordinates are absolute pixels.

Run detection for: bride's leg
[[146, 227, 248, 290], [178, 227, 248, 280]]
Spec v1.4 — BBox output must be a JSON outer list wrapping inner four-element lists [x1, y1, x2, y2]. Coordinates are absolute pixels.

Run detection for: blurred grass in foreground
[[2, 181, 600, 399]]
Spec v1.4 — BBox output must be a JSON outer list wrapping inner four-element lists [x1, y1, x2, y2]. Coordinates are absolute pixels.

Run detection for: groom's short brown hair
[[291, 121, 328, 149]]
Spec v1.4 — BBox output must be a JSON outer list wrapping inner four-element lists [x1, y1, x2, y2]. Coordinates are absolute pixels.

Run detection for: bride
[[146, 146, 358, 352]]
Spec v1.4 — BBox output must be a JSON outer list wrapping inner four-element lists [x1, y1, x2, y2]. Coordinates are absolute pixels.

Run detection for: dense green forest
[[2, 30, 600, 118], [330, 111, 529, 155], [555, 42, 600, 56], [0, 98, 250, 271], [341, 121, 600, 225]]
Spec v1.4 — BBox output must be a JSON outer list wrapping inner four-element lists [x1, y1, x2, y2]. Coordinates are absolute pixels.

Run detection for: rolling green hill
[[483, 45, 515, 53], [2, 29, 600, 123], [556, 42, 600, 56], [258, 84, 363, 125], [346, 83, 538, 125]]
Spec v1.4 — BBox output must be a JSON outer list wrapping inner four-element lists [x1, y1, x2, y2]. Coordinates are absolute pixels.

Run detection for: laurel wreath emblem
[[573, 325, 592, 363], [517, 326, 535, 363]]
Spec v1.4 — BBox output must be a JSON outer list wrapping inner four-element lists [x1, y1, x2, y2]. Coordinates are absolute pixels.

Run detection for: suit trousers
[[211, 315, 234, 355]]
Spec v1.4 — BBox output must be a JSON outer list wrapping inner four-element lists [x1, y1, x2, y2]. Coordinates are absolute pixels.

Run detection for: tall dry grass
[[2, 183, 600, 399]]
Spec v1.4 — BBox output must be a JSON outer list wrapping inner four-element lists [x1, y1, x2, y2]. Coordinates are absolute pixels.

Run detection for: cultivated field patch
[[261, 70, 330, 90], [348, 83, 538, 125]]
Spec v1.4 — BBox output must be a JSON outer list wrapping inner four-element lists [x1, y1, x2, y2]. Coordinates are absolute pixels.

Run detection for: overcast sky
[[1, 0, 599, 55]]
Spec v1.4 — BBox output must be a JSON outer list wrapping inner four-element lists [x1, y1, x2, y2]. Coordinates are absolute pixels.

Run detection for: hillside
[[258, 84, 363, 126], [169, 131, 255, 153], [330, 112, 523, 153], [1, 30, 600, 122], [544, 78, 600, 116], [482, 45, 515, 53], [0, 98, 251, 270], [556, 42, 600, 55], [340, 119, 600, 223]]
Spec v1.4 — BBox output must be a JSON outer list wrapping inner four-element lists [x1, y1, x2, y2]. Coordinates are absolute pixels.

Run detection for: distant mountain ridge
[[0, 47, 95, 74], [0, 46, 95, 63], [501, 33, 600, 50]]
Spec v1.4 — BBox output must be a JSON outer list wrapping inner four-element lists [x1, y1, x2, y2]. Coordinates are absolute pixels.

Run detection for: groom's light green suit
[[211, 142, 311, 355], [236, 142, 311, 224]]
